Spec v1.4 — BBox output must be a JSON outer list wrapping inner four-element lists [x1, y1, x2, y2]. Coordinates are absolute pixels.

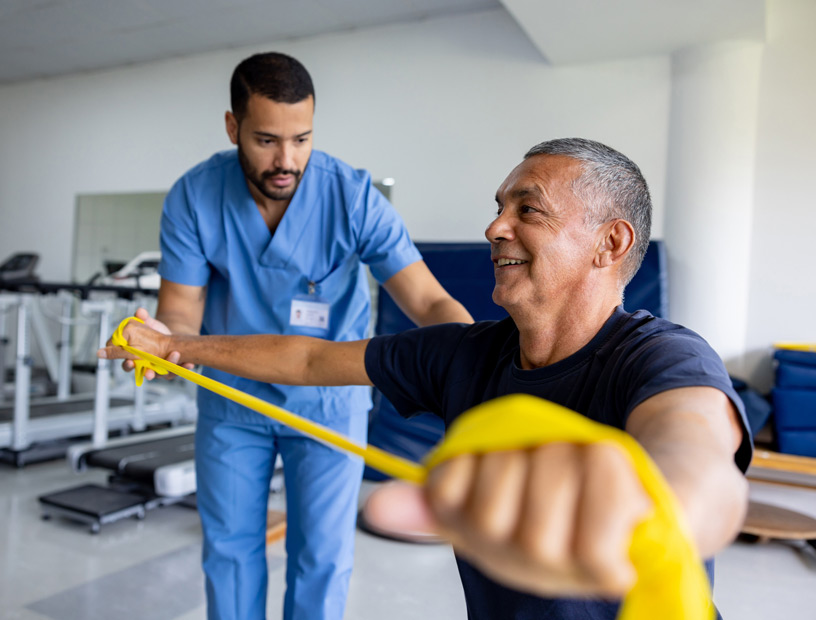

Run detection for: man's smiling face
[[486, 154, 602, 316]]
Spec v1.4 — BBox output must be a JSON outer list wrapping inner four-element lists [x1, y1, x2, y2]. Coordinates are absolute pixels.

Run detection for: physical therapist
[[144, 52, 472, 620]]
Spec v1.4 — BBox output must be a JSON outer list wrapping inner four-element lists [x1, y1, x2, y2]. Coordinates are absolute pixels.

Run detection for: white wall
[[743, 0, 816, 391], [658, 0, 816, 391], [18, 3, 816, 393], [0, 8, 670, 283], [664, 41, 763, 375]]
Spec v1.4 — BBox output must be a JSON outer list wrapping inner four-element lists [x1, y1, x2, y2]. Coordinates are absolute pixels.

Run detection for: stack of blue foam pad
[[773, 349, 816, 457]]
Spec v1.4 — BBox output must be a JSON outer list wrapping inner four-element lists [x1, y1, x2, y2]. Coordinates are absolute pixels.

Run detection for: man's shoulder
[[164, 150, 240, 215], [179, 149, 239, 185], [384, 317, 513, 351], [611, 308, 703, 346], [468, 317, 516, 339], [307, 150, 370, 187], [422, 317, 514, 339], [604, 308, 721, 370], [418, 318, 516, 361]]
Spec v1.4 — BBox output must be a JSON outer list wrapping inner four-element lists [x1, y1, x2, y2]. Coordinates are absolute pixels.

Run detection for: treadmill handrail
[[0, 280, 159, 300]]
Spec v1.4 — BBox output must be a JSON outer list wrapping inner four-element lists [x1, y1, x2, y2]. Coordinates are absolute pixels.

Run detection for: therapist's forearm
[[155, 309, 203, 336], [155, 280, 206, 335], [382, 261, 473, 327], [414, 297, 473, 327]]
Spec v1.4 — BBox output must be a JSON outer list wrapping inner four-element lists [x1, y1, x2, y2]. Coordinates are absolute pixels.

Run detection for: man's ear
[[225, 111, 239, 145], [594, 219, 635, 269]]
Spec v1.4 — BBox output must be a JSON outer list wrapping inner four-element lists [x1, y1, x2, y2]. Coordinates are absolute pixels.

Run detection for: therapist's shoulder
[[308, 150, 375, 191], [178, 149, 239, 184], [168, 150, 238, 193], [166, 150, 240, 206]]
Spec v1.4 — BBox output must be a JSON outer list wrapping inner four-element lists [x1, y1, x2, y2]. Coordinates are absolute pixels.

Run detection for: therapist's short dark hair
[[230, 52, 315, 121]]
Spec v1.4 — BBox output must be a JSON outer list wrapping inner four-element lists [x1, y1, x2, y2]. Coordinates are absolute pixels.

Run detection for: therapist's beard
[[237, 144, 302, 202]]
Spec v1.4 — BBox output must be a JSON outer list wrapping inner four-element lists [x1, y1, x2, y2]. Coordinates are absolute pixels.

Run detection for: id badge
[[290, 281, 330, 334]]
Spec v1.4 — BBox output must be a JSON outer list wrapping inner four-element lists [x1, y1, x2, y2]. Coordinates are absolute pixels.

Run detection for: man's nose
[[485, 210, 514, 243], [274, 142, 295, 171]]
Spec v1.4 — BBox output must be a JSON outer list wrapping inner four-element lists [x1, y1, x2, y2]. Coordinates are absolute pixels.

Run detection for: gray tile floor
[[2, 457, 815, 619]]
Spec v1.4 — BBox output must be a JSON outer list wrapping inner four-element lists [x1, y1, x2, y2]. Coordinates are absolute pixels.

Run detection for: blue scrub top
[[159, 149, 422, 434]]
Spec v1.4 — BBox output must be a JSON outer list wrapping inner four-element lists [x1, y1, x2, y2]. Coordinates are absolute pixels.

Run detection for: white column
[[663, 41, 763, 376]]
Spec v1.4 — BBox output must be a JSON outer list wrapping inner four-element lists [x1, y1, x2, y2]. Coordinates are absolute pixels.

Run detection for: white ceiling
[[504, 0, 766, 65], [0, 0, 765, 86], [0, 0, 500, 84]]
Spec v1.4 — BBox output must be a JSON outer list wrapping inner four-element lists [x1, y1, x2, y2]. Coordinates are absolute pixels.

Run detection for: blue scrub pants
[[195, 414, 364, 620]]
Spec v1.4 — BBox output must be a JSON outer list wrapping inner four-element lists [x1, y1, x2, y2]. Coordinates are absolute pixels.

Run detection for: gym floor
[[2, 458, 815, 620]]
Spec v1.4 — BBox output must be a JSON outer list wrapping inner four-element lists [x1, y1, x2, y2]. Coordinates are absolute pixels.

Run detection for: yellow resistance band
[[425, 394, 714, 620], [114, 318, 426, 484], [113, 317, 713, 620]]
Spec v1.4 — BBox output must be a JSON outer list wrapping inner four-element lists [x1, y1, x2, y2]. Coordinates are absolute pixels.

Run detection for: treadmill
[[40, 425, 197, 533], [16, 251, 200, 532], [0, 253, 54, 401], [0, 261, 195, 466], [69, 425, 197, 498], [0, 255, 135, 465], [39, 336, 199, 533]]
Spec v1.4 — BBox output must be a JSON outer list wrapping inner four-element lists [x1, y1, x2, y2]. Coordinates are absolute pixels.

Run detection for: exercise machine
[[0, 272, 195, 466], [38, 290, 199, 531], [0, 253, 55, 402]]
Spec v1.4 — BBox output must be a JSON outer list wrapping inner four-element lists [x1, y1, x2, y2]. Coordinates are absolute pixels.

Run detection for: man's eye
[[520, 205, 537, 214]]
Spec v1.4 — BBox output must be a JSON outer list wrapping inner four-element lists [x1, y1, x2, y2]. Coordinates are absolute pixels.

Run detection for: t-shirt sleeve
[[350, 174, 422, 283], [158, 176, 211, 286], [365, 323, 470, 419], [621, 330, 753, 472]]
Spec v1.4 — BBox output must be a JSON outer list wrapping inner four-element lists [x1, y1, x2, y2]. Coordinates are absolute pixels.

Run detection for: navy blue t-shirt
[[365, 306, 752, 620]]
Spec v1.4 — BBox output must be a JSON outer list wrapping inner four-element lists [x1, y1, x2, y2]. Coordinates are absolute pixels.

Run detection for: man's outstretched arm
[[98, 319, 372, 387], [373, 386, 747, 599], [625, 385, 748, 560]]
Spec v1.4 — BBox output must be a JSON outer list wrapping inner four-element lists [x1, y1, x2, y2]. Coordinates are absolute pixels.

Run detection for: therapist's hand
[[383, 443, 651, 599], [98, 307, 193, 380]]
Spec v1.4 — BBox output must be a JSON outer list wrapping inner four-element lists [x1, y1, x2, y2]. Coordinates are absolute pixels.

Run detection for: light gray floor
[[2, 457, 815, 619]]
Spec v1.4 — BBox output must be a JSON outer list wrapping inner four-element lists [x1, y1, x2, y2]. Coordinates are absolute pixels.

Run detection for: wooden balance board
[[741, 500, 816, 544], [742, 449, 816, 545], [266, 510, 287, 545]]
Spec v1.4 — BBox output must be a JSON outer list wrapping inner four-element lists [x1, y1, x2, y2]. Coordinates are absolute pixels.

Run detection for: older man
[[101, 138, 751, 619]]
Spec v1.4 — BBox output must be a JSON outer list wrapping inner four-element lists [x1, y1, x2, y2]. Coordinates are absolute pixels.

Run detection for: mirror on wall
[[71, 180, 394, 286], [72, 192, 166, 284]]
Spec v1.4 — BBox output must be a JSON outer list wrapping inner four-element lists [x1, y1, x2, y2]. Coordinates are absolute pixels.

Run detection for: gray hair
[[524, 138, 652, 287]]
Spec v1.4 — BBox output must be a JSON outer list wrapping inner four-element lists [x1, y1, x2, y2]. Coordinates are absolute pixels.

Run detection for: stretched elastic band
[[113, 317, 713, 620]]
